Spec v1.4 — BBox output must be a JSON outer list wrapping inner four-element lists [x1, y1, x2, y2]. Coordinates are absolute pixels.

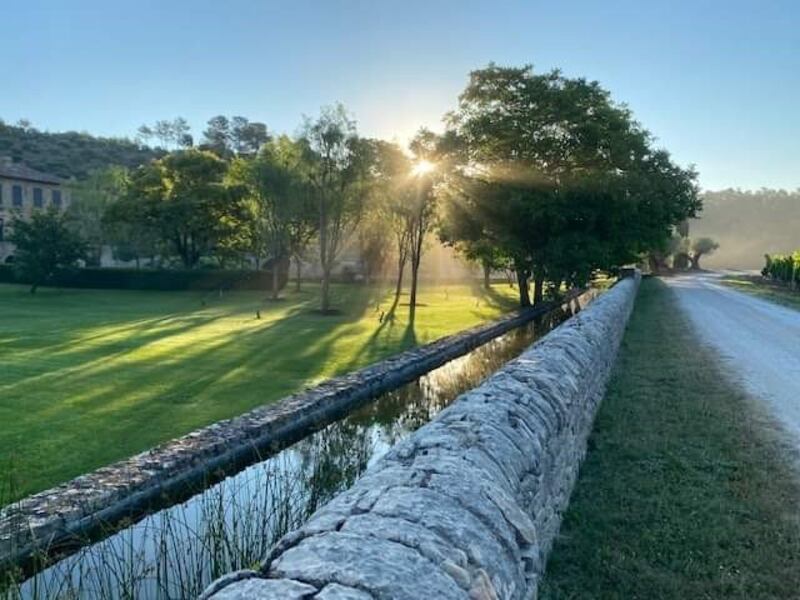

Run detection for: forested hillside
[[0, 121, 161, 180], [692, 189, 800, 269]]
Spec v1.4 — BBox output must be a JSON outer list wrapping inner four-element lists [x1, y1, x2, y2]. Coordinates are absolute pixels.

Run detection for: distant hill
[[692, 189, 800, 270], [0, 121, 162, 180]]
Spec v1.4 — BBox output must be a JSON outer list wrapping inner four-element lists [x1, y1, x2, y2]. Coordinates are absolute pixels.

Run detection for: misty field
[[0, 281, 517, 501]]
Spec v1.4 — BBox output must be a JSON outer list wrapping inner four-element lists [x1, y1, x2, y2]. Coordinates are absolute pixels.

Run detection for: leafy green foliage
[[227, 136, 316, 297], [762, 251, 800, 285], [300, 104, 376, 312], [10, 208, 86, 293], [0, 121, 160, 180], [112, 149, 249, 268], [439, 64, 700, 305]]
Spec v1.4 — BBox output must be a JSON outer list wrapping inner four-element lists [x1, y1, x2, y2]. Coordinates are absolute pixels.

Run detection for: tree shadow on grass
[[1, 285, 386, 499]]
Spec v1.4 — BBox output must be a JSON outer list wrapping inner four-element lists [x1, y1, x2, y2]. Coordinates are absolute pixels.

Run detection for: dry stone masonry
[[201, 274, 640, 600]]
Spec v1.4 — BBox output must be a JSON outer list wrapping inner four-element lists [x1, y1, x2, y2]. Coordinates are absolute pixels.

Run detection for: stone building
[[0, 158, 69, 263]]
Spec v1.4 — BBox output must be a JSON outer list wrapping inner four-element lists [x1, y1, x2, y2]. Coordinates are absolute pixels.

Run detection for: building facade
[[0, 158, 69, 263]]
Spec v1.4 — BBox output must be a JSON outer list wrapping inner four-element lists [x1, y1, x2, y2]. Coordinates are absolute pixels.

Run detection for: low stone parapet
[[202, 274, 640, 599]]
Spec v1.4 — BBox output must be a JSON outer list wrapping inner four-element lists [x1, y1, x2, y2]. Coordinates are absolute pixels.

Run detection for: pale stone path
[[665, 272, 800, 451]]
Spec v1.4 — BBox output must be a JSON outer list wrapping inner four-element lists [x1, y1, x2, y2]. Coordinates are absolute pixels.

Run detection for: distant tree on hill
[[0, 120, 160, 180], [690, 237, 720, 270], [201, 115, 270, 157], [137, 117, 193, 150], [11, 208, 86, 293]]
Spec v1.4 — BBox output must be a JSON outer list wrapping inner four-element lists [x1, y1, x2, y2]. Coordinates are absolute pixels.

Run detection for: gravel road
[[665, 272, 800, 449]]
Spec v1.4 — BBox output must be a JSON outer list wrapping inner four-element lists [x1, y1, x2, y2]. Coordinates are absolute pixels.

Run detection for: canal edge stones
[[201, 273, 640, 600]]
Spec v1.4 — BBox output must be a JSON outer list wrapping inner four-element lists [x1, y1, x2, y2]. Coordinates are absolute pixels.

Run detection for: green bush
[[762, 251, 800, 285], [0, 264, 288, 292]]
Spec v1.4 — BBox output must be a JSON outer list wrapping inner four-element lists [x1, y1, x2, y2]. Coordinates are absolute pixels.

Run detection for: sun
[[411, 159, 436, 177]]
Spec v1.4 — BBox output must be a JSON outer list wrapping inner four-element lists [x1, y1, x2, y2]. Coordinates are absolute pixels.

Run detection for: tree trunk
[[394, 254, 406, 306], [409, 260, 420, 323], [321, 266, 331, 313], [271, 259, 280, 300], [690, 254, 701, 270], [516, 270, 531, 307], [30, 282, 38, 295], [482, 261, 491, 289], [533, 274, 544, 305], [294, 256, 302, 292]]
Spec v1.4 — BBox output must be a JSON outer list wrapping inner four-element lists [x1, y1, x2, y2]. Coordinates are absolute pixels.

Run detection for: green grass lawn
[[541, 277, 800, 599], [0, 281, 518, 501], [721, 273, 800, 311]]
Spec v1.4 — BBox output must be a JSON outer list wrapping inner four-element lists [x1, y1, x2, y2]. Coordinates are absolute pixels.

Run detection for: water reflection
[[8, 292, 595, 600]]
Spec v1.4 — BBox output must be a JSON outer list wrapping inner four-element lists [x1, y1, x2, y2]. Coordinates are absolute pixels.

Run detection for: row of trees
[[16, 64, 701, 312], [648, 221, 719, 272], [136, 115, 271, 157]]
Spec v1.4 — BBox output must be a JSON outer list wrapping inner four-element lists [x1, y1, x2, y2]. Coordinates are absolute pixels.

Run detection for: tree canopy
[[11, 208, 86, 293], [439, 64, 700, 304]]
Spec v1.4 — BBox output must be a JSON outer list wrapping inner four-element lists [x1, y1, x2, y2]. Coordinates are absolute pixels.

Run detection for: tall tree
[[300, 105, 373, 313], [441, 64, 700, 305], [202, 116, 231, 156], [404, 129, 441, 322], [230, 117, 270, 156], [229, 135, 315, 298]]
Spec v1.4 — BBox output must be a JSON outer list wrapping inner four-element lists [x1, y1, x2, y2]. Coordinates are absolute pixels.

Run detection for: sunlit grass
[[0, 281, 518, 501]]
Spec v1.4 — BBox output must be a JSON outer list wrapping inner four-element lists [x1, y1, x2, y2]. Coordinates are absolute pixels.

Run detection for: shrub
[[0, 264, 288, 292], [762, 251, 800, 286]]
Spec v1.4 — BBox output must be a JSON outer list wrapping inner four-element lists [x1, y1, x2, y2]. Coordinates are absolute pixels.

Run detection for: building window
[[0, 217, 4, 242], [33, 188, 43, 208], [52, 189, 62, 207], [12, 185, 23, 207]]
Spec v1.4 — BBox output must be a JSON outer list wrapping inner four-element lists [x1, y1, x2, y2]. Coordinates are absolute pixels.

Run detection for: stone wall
[[201, 274, 640, 600]]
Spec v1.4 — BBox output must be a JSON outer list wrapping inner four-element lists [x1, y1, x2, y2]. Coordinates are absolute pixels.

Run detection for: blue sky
[[2, 0, 798, 190]]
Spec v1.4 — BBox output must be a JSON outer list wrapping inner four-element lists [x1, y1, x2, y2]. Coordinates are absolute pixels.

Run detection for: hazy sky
[[2, 0, 798, 190]]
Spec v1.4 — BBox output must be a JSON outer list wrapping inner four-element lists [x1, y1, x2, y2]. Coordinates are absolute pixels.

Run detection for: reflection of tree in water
[[296, 421, 371, 518]]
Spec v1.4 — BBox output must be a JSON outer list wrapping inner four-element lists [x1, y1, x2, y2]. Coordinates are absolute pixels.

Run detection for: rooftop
[[0, 158, 63, 185]]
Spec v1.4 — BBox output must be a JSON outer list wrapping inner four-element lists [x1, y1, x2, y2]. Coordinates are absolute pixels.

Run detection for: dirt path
[[665, 272, 800, 449]]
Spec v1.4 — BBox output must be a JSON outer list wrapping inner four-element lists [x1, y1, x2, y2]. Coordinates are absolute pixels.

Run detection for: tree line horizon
[[9, 63, 701, 314]]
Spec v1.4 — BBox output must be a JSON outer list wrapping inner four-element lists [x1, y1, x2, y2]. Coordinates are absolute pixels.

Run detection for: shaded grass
[[541, 277, 800, 599], [0, 281, 517, 501], [721, 274, 800, 311]]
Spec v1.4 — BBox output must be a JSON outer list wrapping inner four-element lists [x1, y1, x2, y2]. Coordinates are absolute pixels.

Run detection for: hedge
[[762, 251, 800, 286], [0, 264, 289, 292]]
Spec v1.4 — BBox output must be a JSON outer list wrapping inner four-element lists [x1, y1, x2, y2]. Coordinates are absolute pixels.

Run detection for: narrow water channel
[[8, 291, 597, 600]]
